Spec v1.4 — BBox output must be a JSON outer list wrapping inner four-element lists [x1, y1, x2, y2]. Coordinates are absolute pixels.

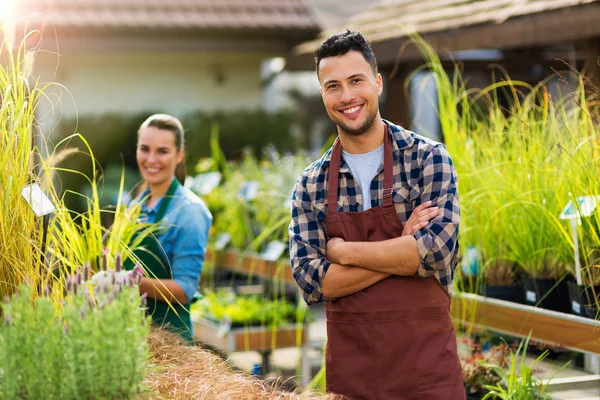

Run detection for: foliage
[[198, 140, 314, 256], [460, 337, 511, 396], [191, 288, 302, 328], [483, 335, 567, 400], [0, 267, 150, 400], [411, 36, 600, 283], [47, 136, 161, 276], [0, 28, 54, 299]]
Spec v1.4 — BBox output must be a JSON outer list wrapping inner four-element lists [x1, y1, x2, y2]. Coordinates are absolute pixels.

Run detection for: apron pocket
[[375, 312, 459, 395], [326, 322, 377, 399], [410, 312, 459, 391]]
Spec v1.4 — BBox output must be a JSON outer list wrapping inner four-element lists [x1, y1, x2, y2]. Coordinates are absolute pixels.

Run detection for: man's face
[[318, 51, 382, 136]]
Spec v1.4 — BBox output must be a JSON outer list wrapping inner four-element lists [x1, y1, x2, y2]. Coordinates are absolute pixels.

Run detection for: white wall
[[33, 51, 267, 136]]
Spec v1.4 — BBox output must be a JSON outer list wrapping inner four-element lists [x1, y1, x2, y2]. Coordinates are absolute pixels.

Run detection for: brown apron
[[325, 129, 465, 400]]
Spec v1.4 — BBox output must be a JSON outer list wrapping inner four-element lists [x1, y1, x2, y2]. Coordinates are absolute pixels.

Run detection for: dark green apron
[[124, 178, 194, 343]]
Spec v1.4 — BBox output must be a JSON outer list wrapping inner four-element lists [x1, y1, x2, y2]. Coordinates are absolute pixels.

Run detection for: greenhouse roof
[[289, 0, 600, 69], [15, 0, 318, 33]]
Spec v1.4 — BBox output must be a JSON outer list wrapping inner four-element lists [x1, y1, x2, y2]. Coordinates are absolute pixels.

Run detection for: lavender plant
[[0, 259, 150, 400]]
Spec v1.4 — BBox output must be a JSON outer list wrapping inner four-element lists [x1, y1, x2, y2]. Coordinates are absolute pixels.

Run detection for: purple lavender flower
[[115, 253, 122, 272], [102, 248, 109, 271], [83, 261, 90, 282], [140, 292, 148, 308]]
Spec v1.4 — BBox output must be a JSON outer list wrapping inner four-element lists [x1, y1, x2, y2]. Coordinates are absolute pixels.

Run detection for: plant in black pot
[[566, 205, 600, 318], [482, 259, 524, 304], [567, 251, 600, 319]]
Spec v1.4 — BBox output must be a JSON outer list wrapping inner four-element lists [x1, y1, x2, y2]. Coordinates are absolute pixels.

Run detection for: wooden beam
[[451, 293, 600, 355], [373, 3, 600, 65]]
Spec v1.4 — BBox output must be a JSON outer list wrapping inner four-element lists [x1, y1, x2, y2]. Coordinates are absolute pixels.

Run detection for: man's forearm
[[339, 235, 421, 276], [321, 263, 390, 299]]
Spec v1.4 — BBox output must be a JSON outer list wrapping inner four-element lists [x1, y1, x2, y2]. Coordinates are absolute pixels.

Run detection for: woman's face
[[136, 126, 183, 187]]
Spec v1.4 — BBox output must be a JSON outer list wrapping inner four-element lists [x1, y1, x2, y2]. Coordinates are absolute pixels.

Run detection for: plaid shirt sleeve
[[288, 174, 331, 305], [412, 144, 460, 277]]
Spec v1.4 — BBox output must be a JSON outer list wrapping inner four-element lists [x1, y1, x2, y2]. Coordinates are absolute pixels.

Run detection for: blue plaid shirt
[[289, 121, 460, 305]]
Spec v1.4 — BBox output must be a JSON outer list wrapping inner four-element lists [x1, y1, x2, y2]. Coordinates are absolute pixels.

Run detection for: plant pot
[[482, 283, 524, 303], [466, 393, 486, 400], [567, 281, 600, 318], [520, 277, 571, 313], [464, 386, 486, 400]]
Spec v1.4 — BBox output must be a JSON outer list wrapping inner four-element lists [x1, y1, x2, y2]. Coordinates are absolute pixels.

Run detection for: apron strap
[[154, 178, 180, 222], [382, 124, 394, 207], [327, 137, 343, 215], [327, 124, 394, 214]]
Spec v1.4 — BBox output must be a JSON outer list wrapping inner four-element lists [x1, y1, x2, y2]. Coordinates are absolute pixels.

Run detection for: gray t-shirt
[[342, 144, 384, 210]]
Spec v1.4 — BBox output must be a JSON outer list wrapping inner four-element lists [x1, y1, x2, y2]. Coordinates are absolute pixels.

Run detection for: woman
[[125, 113, 212, 343]]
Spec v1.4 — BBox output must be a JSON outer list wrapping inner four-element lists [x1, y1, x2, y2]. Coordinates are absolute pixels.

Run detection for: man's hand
[[402, 201, 439, 236], [326, 237, 346, 264]]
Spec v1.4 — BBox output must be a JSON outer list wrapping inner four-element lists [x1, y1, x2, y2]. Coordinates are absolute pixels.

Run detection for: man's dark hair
[[315, 30, 378, 75]]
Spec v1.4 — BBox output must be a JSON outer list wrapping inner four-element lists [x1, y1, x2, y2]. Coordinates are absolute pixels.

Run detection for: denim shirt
[[137, 181, 212, 303]]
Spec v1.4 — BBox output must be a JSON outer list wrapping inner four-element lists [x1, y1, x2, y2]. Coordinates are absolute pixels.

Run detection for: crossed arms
[[289, 144, 460, 305]]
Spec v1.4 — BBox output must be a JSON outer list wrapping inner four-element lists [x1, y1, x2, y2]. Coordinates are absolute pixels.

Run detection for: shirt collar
[[319, 119, 415, 172]]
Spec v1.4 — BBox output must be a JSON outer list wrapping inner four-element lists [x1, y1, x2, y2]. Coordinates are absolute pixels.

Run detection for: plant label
[[193, 172, 222, 195], [261, 241, 286, 262], [526, 290, 536, 303], [214, 232, 231, 251], [21, 183, 56, 217], [572, 301, 581, 315], [237, 181, 259, 201], [559, 195, 600, 220]]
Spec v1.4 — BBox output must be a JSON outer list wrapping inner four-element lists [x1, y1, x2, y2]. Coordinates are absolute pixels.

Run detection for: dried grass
[[141, 328, 337, 400]]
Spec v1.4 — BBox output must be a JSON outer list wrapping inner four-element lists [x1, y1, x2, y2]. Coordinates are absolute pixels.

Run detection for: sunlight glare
[[0, 0, 15, 23]]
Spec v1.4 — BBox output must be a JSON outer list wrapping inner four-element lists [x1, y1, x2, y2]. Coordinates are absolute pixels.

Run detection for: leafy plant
[[47, 140, 161, 277], [483, 335, 568, 400], [0, 27, 51, 299], [192, 288, 304, 328], [460, 337, 511, 396], [0, 264, 150, 399], [410, 36, 600, 285]]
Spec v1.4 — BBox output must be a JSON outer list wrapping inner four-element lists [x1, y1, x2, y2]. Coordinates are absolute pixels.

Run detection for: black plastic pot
[[465, 386, 487, 400], [520, 277, 571, 313], [567, 281, 600, 318], [482, 283, 524, 303]]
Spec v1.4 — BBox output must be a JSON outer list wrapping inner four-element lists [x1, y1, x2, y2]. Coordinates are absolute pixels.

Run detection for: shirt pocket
[[392, 186, 414, 222], [315, 203, 327, 221]]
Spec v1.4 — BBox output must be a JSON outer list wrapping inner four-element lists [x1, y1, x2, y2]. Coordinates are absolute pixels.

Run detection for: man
[[288, 30, 464, 400]]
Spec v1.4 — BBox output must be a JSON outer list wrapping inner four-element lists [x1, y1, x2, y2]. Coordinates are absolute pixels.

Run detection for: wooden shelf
[[451, 293, 600, 355], [206, 249, 295, 286], [193, 318, 306, 352]]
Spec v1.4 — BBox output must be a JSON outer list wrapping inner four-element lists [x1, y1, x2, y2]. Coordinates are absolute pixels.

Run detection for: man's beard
[[337, 108, 377, 136]]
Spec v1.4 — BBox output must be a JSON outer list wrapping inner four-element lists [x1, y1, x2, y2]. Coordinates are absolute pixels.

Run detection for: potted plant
[[483, 335, 568, 400], [459, 337, 511, 399]]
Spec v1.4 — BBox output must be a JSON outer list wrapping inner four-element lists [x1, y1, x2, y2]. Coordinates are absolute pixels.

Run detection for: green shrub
[[0, 265, 150, 400]]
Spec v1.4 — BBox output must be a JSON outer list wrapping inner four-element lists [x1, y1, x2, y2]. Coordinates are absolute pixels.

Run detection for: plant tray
[[193, 318, 306, 352]]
